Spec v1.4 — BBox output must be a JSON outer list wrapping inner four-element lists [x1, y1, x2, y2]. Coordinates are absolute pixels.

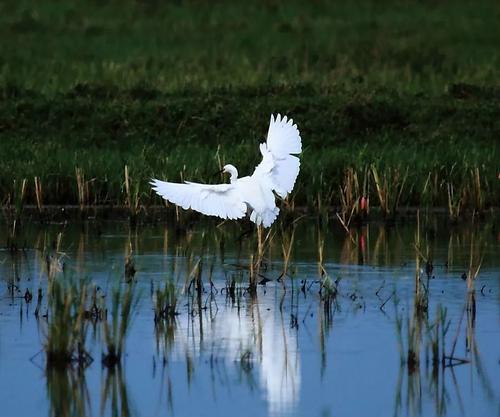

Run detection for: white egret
[[151, 114, 302, 227]]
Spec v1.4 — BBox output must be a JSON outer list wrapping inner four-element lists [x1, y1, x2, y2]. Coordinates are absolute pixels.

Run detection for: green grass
[[2, 0, 500, 93], [1, 85, 498, 208], [0, 0, 499, 211]]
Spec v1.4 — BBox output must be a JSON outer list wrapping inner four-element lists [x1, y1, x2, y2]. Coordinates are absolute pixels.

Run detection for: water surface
[[0, 217, 498, 417]]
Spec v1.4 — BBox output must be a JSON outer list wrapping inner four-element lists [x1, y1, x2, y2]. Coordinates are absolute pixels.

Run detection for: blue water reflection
[[0, 218, 498, 417]]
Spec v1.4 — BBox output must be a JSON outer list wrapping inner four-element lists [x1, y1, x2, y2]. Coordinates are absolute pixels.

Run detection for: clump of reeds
[[101, 282, 139, 367], [75, 167, 88, 213], [317, 227, 339, 317], [247, 225, 273, 293], [13, 178, 27, 220], [5, 178, 27, 244], [396, 298, 467, 375], [154, 279, 179, 322], [371, 165, 408, 220], [184, 257, 204, 302], [465, 232, 484, 292], [446, 166, 486, 222], [124, 241, 136, 282], [394, 304, 466, 417], [153, 282, 178, 362], [425, 306, 450, 371], [447, 182, 463, 223], [34, 176, 44, 214], [84, 284, 106, 323], [338, 166, 370, 229], [420, 171, 436, 211], [279, 220, 296, 282], [310, 170, 336, 215], [124, 165, 141, 224], [44, 278, 93, 369], [317, 225, 325, 275], [413, 212, 430, 315], [192, 258, 204, 314], [394, 301, 421, 373], [43, 232, 66, 280], [468, 167, 484, 215], [319, 275, 338, 301]]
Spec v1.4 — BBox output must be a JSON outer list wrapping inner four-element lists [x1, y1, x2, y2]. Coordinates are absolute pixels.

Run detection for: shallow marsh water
[[0, 216, 498, 417]]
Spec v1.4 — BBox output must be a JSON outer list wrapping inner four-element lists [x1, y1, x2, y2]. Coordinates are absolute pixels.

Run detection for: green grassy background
[[1, 0, 499, 209]]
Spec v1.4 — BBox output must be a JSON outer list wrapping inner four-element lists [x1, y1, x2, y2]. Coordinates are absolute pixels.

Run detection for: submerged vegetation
[[44, 277, 93, 368], [101, 282, 139, 367], [1, 215, 498, 417]]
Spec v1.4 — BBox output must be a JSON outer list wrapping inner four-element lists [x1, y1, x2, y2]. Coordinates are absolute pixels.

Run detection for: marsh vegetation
[[1, 214, 499, 417]]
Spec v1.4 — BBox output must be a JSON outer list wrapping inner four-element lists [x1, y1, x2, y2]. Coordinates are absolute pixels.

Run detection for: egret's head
[[223, 164, 236, 174], [222, 164, 238, 182]]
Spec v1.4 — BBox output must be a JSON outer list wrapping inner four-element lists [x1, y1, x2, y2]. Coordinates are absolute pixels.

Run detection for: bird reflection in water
[[155, 291, 301, 415]]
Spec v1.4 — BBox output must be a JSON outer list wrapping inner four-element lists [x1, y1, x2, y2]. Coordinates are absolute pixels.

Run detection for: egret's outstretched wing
[[266, 113, 302, 157], [253, 114, 302, 198], [151, 179, 247, 220]]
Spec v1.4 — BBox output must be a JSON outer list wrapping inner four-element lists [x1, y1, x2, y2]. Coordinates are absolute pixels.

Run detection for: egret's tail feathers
[[250, 207, 280, 228]]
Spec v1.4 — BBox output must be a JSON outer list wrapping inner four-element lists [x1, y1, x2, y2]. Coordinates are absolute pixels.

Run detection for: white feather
[[150, 179, 247, 220], [253, 114, 302, 198], [151, 114, 302, 227], [266, 113, 302, 157]]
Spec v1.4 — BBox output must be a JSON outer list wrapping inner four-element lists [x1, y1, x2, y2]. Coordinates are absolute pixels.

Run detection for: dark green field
[[1, 0, 499, 212]]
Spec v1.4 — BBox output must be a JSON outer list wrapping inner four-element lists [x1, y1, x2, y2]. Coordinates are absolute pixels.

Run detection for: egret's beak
[[212, 169, 225, 178]]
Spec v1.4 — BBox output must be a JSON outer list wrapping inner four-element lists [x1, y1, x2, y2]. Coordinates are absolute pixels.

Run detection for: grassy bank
[[0, 0, 499, 214], [1, 84, 498, 210]]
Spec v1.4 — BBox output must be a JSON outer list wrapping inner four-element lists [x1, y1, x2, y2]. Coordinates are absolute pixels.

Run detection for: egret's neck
[[229, 167, 238, 183], [226, 165, 238, 183]]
